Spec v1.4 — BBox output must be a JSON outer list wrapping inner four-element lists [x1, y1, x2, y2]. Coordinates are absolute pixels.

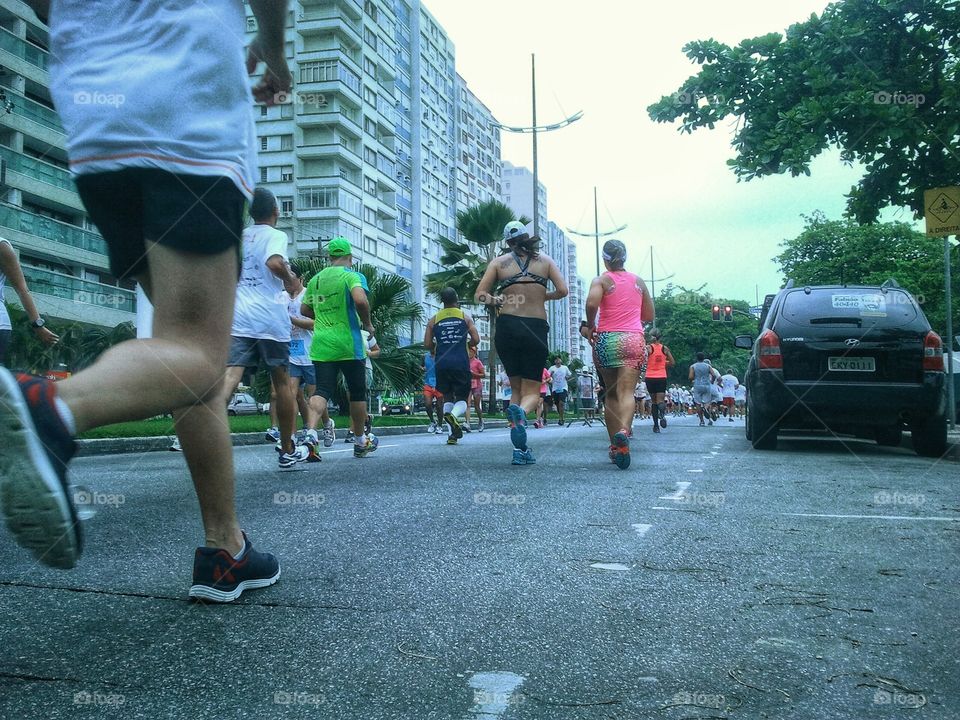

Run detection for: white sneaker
[[322, 419, 335, 447], [293, 444, 310, 463], [305, 429, 320, 448], [169, 436, 181, 452], [427, 422, 437, 434]]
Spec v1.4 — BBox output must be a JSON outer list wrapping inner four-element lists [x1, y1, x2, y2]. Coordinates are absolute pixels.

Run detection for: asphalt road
[[0, 414, 957, 719]]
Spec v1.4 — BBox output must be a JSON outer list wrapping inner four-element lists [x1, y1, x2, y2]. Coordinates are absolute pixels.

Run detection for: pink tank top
[[597, 271, 644, 332]]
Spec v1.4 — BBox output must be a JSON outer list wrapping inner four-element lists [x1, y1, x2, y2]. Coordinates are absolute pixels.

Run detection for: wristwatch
[[30, 317, 45, 329]]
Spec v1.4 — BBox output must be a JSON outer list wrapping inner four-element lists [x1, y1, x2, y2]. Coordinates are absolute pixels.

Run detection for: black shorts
[[495, 314, 549, 381], [74, 168, 246, 280], [435, 366, 471, 403], [552, 390, 568, 403], [313, 360, 366, 402], [646, 377, 667, 395], [0, 329, 10, 366]]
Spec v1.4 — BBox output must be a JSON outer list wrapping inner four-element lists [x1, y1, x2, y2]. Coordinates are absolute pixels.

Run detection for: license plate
[[828, 356, 875, 372]]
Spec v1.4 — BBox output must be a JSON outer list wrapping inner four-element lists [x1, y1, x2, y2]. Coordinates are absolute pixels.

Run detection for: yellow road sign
[[925, 186, 960, 237]]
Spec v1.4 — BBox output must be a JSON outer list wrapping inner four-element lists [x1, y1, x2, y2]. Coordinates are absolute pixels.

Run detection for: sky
[[425, 0, 915, 305]]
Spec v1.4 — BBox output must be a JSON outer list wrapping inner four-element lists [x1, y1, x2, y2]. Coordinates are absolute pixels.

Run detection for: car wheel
[[745, 408, 754, 441], [227, 410, 237, 417], [874, 426, 903, 447], [750, 400, 778, 450], [911, 413, 947, 457]]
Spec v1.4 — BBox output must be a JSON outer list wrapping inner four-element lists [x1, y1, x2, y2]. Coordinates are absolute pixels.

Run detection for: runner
[[361, 329, 380, 438], [535, 366, 551, 429], [496, 365, 512, 413], [548, 356, 572, 425], [301, 238, 378, 458], [0, 0, 290, 600], [688, 352, 719, 426], [0, 238, 60, 366], [466, 346, 486, 432], [581, 240, 654, 469], [634, 379, 648, 420], [644, 328, 675, 433], [423, 287, 479, 445], [735, 380, 747, 418], [221, 188, 306, 469], [423, 352, 443, 434], [475, 221, 568, 465], [709, 367, 723, 422], [720, 368, 739, 422], [287, 264, 321, 460]]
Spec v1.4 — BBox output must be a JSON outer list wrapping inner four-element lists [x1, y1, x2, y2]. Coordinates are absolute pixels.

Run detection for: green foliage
[[776, 212, 959, 335], [647, 0, 960, 222], [652, 286, 757, 383], [3, 303, 135, 373]]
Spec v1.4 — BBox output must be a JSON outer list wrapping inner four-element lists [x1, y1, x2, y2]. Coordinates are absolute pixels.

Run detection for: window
[[280, 103, 293, 119], [363, 206, 377, 224], [363, 87, 377, 106], [364, 146, 377, 165], [260, 106, 268, 117], [280, 135, 293, 151], [300, 60, 337, 84], [364, 117, 376, 135], [298, 186, 336, 210], [260, 167, 268, 183], [364, 1, 379, 22], [364, 177, 377, 195], [281, 166, 293, 182], [364, 57, 377, 77], [260, 137, 268, 151], [364, 236, 378, 255]]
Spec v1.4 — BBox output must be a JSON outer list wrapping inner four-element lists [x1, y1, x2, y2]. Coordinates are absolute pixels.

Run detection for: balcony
[[0, 28, 48, 70], [298, 12, 362, 46], [0, 204, 107, 256], [20, 265, 137, 315], [298, 142, 362, 169], [9, 92, 65, 137], [0, 146, 74, 192]]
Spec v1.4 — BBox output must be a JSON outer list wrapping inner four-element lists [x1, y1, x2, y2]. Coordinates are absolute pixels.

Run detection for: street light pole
[[567, 188, 625, 276], [531, 54, 540, 240], [945, 235, 955, 428]]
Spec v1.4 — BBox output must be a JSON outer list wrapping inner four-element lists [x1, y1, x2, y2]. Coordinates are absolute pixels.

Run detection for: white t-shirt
[[288, 288, 312, 366], [48, 0, 257, 199], [721, 374, 739, 398], [497, 371, 512, 400], [549, 364, 571, 393], [0, 238, 12, 330], [710, 383, 723, 402], [635, 381, 648, 398], [735, 384, 747, 402], [231, 224, 290, 342]]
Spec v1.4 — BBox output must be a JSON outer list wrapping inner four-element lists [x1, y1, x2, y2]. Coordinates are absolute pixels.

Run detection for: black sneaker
[[444, 412, 463, 440], [344, 430, 356, 444], [188, 531, 280, 602], [278, 446, 308, 468], [0, 369, 81, 569]]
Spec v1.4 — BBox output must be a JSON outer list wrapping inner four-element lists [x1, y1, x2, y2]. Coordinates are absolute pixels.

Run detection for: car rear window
[[779, 288, 926, 329]]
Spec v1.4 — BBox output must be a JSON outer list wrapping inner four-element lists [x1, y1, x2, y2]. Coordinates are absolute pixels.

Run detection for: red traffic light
[[723, 305, 733, 322], [711, 305, 721, 321]]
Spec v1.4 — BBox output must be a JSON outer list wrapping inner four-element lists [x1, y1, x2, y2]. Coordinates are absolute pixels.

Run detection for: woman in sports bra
[[475, 221, 568, 466], [580, 240, 654, 469]]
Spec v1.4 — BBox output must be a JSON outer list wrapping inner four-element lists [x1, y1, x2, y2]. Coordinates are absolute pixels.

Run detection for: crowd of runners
[[0, 0, 746, 603]]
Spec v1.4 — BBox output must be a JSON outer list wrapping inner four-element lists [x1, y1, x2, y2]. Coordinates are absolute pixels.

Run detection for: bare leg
[[599, 366, 640, 443], [270, 365, 296, 454], [56, 244, 243, 554], [269, 384, 278, 428]]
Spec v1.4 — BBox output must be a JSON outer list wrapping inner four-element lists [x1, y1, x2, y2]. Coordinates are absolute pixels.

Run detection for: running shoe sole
[[188, 567, 281, 603], [0, 369, 80, 569], [444, 413, 463, 440], [612, 431, 631, 470], [506, 405, 527, 449]]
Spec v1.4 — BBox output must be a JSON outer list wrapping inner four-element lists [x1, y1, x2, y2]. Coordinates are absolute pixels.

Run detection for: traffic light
[[711, 305, 721, 321], [724, 305, 733, 322]]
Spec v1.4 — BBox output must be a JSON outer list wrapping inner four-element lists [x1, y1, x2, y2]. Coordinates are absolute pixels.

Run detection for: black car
[[734, 280, 947, 456]]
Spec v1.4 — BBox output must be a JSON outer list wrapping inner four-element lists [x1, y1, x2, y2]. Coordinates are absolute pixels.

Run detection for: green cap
[[327, 237, 352, 257]]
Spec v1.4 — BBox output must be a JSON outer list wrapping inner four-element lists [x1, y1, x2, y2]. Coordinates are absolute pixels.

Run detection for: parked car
[[227, 392, 263, 416], [381, 396, 413, 415], [734, 280, 947, 456]]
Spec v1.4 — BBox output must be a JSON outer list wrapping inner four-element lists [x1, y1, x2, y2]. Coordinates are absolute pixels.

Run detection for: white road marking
[[320, 444, 398, 455], [464, 671, 525, 719], [651, 506, 679, 511], [658, 481, 691, 501], [782, 513, 957, 522], [686, 468, 703, 473], [590, 562, 630, 571], [631, 523, 652, 537]]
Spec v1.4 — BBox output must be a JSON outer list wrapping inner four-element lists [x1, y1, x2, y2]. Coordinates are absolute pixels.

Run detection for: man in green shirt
[[300, 238, 378, 458]]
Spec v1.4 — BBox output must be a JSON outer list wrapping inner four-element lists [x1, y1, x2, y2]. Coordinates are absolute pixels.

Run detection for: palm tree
[[425, 200, 529, 410]]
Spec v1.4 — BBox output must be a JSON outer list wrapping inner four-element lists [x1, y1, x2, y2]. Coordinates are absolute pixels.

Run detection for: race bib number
[[289, 339, 305, 356]]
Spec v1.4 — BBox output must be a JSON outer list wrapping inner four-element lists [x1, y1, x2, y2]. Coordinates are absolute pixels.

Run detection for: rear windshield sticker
[[831, 293, 887, 317]]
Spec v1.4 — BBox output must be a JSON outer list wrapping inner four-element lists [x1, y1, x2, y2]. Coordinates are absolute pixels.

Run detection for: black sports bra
[[498, 252, 549, 291]]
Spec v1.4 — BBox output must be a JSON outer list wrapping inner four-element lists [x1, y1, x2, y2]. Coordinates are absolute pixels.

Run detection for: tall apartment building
[[0, 2, 137, 329], [568, 243, 589, 364], [454, 74, 502, 353], [501, 161, 546, 238], [545, 221, 571, 356]]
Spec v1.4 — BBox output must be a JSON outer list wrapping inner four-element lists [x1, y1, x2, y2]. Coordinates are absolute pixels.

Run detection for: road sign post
[[924, 186, 960, 429]]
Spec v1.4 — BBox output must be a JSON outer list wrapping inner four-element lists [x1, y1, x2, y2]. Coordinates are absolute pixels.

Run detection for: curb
[[75, 420, 513, 457]]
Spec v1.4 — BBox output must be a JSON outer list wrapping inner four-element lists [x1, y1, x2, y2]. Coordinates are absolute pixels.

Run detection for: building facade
[[544, 221, 571, 357], [0, 2, 137, 328]]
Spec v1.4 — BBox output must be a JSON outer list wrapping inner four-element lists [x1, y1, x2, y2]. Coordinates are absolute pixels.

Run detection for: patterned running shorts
[[593, 331, 646, 370]]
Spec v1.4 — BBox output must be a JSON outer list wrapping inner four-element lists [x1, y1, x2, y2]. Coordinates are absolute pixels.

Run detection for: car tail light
[[923, 331, 944, 371], [758, 329, 783, 369]]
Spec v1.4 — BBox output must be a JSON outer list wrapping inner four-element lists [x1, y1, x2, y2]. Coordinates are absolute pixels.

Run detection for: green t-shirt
[[304, 266, 366, 362]]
